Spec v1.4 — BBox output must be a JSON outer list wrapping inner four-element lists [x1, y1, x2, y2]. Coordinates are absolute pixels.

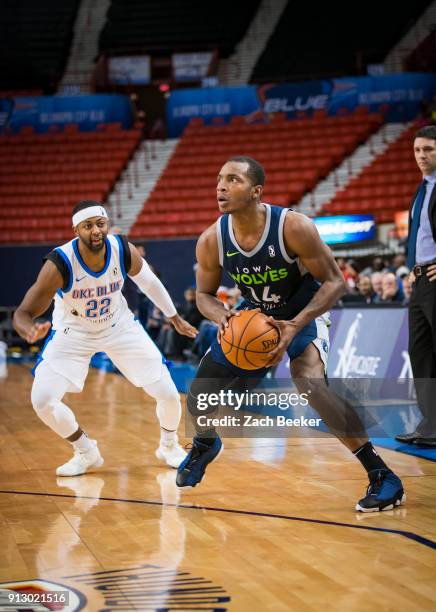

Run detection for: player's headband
[[72, 206, 108, 227]]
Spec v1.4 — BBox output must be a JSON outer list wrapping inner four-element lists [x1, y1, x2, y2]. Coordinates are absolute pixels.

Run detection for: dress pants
[[408, 273, 436, 437]]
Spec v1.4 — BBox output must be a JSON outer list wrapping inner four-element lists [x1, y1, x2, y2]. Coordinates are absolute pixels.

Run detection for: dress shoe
[[413, 437, 436, 448], [395, 432, 419, 444]]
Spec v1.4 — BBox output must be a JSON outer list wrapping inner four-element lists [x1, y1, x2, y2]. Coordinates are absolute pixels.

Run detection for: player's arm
[[196, 225, 243, 335], [13, 261, 63, 343], [266, 212, 346, 366], [127, 242, 197, 338], [284, 212, 346, 328]]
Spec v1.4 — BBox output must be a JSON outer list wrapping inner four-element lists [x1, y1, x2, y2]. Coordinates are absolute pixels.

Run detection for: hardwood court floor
[[1, 364, 436, 611]]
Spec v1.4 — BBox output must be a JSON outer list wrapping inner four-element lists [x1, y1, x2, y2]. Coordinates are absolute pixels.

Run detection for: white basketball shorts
[[34, 312, 164, 392]]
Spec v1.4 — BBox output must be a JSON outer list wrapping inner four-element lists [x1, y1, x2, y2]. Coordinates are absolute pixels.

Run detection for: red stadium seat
[[324, 121, 420, 219], [130, 112, 384, 238], [0, 127, 142, 244]]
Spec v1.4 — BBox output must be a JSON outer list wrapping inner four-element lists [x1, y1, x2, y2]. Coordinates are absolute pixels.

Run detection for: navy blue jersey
[[217, 204, 320, 320]]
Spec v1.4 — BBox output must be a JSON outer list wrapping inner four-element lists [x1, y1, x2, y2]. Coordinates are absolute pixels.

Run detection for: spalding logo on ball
[[221, 310, 280, 370]]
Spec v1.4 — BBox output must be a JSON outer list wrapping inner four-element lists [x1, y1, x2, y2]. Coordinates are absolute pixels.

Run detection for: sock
[[353, 441, 388, 474], [72, 433, 92, 452], [160, 427, 177, 445]]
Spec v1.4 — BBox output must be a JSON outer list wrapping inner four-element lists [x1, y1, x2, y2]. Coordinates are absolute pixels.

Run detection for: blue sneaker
[[356, 469, 405, 512], [176, 436, 223, 488]]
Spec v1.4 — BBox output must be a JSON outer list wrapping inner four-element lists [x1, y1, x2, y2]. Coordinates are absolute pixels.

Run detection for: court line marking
[[1, 489, 435, 551]]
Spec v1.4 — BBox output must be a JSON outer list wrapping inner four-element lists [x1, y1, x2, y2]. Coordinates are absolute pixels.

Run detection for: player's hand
[[426, 264, 436, 282], [168, 314, 198, 338], [218, 308, 243, 339], [264, 318, 298, 367], [26, 321, 51, 344], [218, 308, 263, 341]]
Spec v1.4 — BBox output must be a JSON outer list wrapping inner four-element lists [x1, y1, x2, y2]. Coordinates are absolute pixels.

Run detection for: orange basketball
[[221, 310, 280, 370]]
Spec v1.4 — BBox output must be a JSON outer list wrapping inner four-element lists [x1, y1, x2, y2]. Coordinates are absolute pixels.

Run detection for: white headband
[[72, 206, 108, 227]]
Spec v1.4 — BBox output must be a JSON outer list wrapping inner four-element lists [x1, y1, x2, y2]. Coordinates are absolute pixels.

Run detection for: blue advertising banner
[[274, 307, 410, 380], [328, 308, 409, 379], [314, 214, 375, 245], [1, 94, 133, 133], [259, 73, 436, 121], [167, 73, 436, 136], [167, 85, 260, 136]]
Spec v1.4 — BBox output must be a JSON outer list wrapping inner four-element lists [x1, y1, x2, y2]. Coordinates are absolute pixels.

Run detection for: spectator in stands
[[370, 272, 383, 299], [390, 253, 409, 278], [184, 286, 242, 363], [356, 274, 375, 303], [343, 259, 359, 291], [372, 256, 386, 273], [340, 273, 375, 305], [402, 275, 413, 304], [163, 287, 203, 360], [186, 319, 218, 363], [394, 253, 406, 268], [396, 124, 436, 446], [335, 257, 346, 276], [148, 305, 165, 342], [361, 255, 387, 276], [216, 285, 230, 305], [374, 272, 403, 304], [227, 287, 242, 309]]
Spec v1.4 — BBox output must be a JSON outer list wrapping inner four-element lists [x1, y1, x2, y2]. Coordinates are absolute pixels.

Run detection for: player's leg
[[104, 318, 186, 467], [291, 343, 369, 449], [290, 342, 404, 512], [143, 366, 186, 468], [31, 360, 103, 476], [176, 351, 238, 487]]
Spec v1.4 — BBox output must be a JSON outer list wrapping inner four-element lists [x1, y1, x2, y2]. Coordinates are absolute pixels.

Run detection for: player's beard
[[86, 236, 105, 252]]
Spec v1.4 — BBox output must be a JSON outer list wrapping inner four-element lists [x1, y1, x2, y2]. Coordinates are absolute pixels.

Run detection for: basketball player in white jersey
[[13, 201, 198, 477]]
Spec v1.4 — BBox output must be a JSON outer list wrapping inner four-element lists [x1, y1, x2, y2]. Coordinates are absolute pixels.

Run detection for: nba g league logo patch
[[0, 565, 231, 610], [268, 245, 275, 257]]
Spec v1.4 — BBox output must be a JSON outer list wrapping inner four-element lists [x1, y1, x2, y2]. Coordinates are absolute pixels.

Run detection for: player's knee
[[160, 384, 181, 405], [31, 384, 56, 417], [145, 371, 180, 404]]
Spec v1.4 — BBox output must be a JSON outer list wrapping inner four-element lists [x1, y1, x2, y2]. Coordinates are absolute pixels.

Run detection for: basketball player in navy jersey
[[177, 157, 405, 512], [13, 201, 197, 477]]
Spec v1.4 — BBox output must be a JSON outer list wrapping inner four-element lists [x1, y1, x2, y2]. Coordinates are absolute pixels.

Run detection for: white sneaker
[[56, 440, 104, 477], [155, 440, 187, 469]]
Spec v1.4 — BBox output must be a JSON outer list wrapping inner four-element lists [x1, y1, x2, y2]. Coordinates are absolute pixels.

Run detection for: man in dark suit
[[396, 125, 436, 447]]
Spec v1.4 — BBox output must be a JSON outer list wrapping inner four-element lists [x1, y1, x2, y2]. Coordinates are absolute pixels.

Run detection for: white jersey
[[51, 234, 132, 334]]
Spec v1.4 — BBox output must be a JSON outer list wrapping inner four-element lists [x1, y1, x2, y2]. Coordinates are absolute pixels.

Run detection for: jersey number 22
[[85, 297, 111, 318]]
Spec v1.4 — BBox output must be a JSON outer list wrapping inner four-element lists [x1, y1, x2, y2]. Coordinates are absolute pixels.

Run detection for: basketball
[[220, 310, 280, 370]]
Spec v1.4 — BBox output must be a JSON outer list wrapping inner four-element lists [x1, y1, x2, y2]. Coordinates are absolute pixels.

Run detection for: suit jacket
[[408, 180, 436, 245]]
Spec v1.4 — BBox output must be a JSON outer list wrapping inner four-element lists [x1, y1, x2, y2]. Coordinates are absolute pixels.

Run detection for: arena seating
[[323, 123, 421, 223], [130, 110, 383, 239], [0, 0, 79, 91], [99, 0, 260, 56], [0, 125, 141, 243], [251, 1, 431, 82]]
